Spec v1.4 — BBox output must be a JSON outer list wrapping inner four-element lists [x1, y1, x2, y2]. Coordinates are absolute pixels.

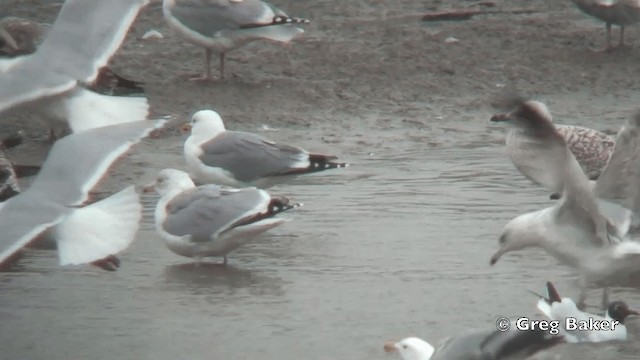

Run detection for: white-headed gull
[[183, 109, 349, 188], [162, 0, 310, 81], [383, 326, 562, 360], [144, 168, 301, 265], [490, 99, 640, 305]]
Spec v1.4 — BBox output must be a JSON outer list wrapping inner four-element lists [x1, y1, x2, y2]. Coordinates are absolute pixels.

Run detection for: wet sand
[[1, 1, 640, 359]]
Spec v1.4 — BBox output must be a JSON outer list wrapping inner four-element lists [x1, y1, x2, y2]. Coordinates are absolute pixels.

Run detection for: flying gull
[[533, 281, 639, 343], [383, 326, 562, 360], [0, 119, 168, 271], [490, 99, 640, 305], [162, 0, 310, 81], [0, 16, 145, 97], [183, 109, 349, 188], [571, 0, 640, 51], [144, 168, 301, 265], [491, 100, 615, 198], [0, 0, 150, 138]]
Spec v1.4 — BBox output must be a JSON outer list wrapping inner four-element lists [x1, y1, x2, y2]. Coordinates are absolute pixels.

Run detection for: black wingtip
[[546, 281, 562, 303], [268, 196, 302, 215], [241, 16, 311, 29], [0, 131, 25, 150]]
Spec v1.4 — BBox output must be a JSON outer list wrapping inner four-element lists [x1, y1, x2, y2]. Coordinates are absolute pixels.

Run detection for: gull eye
[[402, 345, 408, 349]]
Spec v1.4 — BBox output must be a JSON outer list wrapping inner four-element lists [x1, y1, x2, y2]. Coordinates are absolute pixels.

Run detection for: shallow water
[[2, 107, 640, 360]]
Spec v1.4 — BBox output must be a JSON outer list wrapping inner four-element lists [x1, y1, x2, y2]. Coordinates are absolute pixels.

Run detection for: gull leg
[[48, 128, 58, 143], [219, 53, 225, 80], [601, 287, 610, 312], [187, 49, 216, 82], [577, 276, 588, 310], [618, 26, 625, 48]]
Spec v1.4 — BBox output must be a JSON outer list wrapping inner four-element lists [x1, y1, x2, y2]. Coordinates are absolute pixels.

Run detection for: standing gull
[[0, 0, 150, 137], [491, 100, 615, 191], [183, 110, 349, 188], [0, 119, 168, 271], [144, 168, 301, 265], [533, 281, 639, 343], [383, 326, 561, 360], [162, 0, 310, 81], [572, 0, 640, 51], [490, 99, 640, 305]]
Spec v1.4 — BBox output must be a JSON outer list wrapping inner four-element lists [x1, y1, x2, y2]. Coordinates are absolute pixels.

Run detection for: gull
[[491, 100, 615, 199], [489, 99, 640, 305], [183, 109, 350, 188], [0, 119, 168, 271], [144, 168, 301, 265], [572, 0, 640, 51], [383, 327, 562, 360], [0, 16, 145, 97], [533, 281, 639, 343], [0, 0, 150, 138], [162, 0, 310, 81]]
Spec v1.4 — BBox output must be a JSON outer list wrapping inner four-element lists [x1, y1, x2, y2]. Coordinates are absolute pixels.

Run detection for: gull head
[[146, 168, 195, 198], [607, 301, 640, 323], [384, 337, 435, 360], [184, 109, 226, 136], [491, 212, 544, 265], [490, 100, 554, 129]]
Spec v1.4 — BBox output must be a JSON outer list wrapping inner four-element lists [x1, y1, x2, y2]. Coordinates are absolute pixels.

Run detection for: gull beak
[[142, 182, 156, 194], [490, 248, 504, 266], [627, 307, 640, 316], [181, 123, 192, 133], [383, 341, 398, 353]]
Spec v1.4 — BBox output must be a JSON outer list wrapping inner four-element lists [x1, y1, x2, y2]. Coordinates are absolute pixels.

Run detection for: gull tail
[[268, 196, 303, 216], [56, 186, 141, 266], [64, 88, 150, 133], [241, 16, 310, 29], [287, 154, 350, 175], [92, 67, 145, 96]]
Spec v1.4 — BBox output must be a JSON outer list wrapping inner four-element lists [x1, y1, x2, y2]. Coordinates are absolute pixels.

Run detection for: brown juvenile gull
[[162, 0, 310, 81], [144, 168, 302, 265], [490, 100, 640, 306], [0, 0, 150, 138], [572, 0, 640, 51], [0, 119, 168, 271], [183, 109, 350, 188], [491, 100, 615, 199]]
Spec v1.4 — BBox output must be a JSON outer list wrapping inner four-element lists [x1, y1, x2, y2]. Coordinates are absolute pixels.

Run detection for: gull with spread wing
[[490, 99, 640, 305], [0, 119, 167, 271], [0, 0, 150, 138]]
